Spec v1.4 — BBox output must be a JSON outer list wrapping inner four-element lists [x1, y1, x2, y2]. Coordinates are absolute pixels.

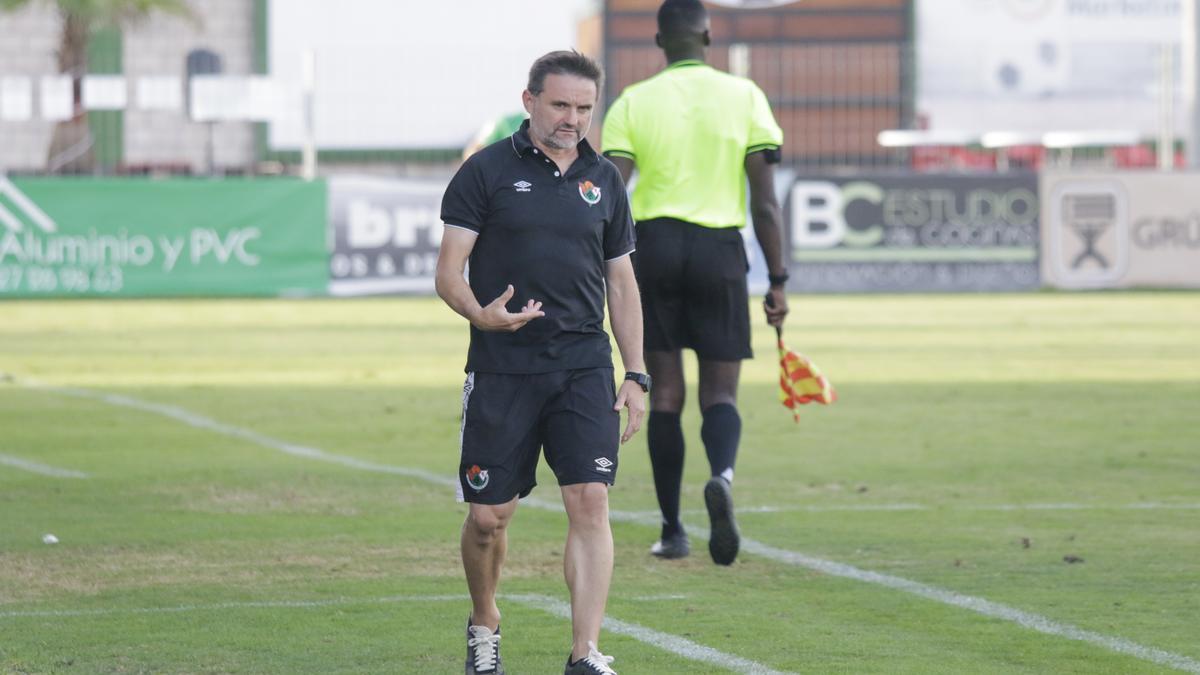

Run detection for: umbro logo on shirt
[[513, 180, 532, 192]]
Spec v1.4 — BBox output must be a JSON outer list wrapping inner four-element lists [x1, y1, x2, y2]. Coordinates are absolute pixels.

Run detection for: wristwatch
[[768, 271, 790, 287], [624, 371, 652, 393]]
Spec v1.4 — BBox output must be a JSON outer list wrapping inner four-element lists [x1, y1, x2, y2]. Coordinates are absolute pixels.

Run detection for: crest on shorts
[[465, 464, 489, 491], [578, 180, 602, 206]]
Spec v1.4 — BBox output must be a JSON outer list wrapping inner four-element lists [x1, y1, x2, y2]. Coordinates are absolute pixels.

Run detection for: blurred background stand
[[185, 48, 222, 176]]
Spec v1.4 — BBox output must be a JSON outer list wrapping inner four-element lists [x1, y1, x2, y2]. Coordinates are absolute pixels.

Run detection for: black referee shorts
[[457, 367, 619, 505], [632, 217, 752, 360]]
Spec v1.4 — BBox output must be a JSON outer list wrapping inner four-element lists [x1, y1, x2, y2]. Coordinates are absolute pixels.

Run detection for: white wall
[[267, 0, 600, 150], [0, 3, 61, 172], [1, 0, 602, 169], [122, 0, 257, 172], [0, 0, 256, 174]]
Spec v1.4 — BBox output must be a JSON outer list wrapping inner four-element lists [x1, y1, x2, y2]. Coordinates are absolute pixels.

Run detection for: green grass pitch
[[1, 293, 1197, 674]]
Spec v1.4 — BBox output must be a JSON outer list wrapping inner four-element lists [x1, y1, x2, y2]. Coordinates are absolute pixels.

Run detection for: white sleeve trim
[[604, 247, 636, 262], [442, 223, 480, 235]]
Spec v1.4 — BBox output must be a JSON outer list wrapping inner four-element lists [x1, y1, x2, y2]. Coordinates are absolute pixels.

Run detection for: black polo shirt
[[441, 120, 636, 374]]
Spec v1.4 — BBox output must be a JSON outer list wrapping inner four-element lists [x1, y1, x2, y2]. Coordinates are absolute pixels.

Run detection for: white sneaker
[[465, 621, 503, 674], [564, 641, 617, 674]]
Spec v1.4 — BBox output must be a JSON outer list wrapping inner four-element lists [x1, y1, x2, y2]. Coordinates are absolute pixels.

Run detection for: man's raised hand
[[471, 284, 545, 332]]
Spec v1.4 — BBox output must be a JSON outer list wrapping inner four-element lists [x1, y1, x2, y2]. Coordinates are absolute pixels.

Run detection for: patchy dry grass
[[168, 484, 363, 517], [0, 538, 575, 604]]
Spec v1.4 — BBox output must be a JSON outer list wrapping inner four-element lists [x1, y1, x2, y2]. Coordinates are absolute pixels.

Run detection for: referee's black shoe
[[704, 477, 740, 565], [649, 530, 690, 559]]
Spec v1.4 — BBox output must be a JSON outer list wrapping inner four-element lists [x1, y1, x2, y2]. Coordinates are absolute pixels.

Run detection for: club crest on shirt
[[578, 180, 602, 206], [465, 464, 489, 491]]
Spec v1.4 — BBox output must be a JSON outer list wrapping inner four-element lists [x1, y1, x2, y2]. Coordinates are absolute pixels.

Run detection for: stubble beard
[[539, 125, 583, 150]]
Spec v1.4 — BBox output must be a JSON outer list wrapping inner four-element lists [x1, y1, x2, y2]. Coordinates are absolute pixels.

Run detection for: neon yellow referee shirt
[[602, 60, 783, 229]]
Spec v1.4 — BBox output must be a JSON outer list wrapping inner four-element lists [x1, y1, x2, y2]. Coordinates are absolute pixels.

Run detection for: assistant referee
[[602, 0, 789, 566]]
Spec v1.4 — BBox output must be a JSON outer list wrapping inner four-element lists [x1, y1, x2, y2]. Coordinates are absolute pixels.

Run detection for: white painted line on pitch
[[667, 505, 928, 515], [975, 502, 1200, 511], [22, 380, 1200, 674], [669, 502, 1200, 515], [20, 379, 455, 489], [0, 453, 88, 479], [627, 594, 689, 602], [0, 594, 465, 619], [734, 538, 1200, 673], [0, 593, 693, 619], [0, 592, 777, 674], [508, 593, 793, 675]]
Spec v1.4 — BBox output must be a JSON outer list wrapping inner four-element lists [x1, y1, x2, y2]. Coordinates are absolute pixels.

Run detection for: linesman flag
[[775, 325, 835, 423]]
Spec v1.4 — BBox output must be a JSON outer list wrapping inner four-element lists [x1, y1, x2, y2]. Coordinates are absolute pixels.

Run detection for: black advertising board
[[327, 176, 446, 296]]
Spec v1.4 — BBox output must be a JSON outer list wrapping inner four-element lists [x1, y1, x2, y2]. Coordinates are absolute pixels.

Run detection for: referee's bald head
[[656, 0, 710, 55], [657, 0, 708, 38]]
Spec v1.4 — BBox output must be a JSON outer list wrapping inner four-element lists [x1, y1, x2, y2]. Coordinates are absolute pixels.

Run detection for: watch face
[[626, 372, 650, 392]]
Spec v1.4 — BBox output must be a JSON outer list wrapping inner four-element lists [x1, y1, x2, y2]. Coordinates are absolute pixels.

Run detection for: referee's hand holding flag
[[765, 293, 835, 423], [763, 284, 788, 327]]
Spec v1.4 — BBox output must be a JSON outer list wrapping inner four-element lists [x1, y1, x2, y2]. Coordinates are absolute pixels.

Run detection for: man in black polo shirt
[[436, 50, 645, 675]]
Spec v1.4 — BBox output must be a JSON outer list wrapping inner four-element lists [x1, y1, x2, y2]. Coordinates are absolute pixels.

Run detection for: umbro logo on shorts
[[594, 457, 613, 473], [513, 180, 532, 192]]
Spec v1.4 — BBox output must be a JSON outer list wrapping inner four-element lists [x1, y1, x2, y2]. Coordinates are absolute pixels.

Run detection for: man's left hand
[[613, 380, 646, 443]]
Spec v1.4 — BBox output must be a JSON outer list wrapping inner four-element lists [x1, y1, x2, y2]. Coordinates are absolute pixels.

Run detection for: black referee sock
[[647, 411, 686, 539], [701, 403, 741, 483]]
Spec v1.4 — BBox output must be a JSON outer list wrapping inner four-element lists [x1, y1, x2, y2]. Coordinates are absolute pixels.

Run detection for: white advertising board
[[918, 0, 1184, 135], [1042, 171, 1200, 288]]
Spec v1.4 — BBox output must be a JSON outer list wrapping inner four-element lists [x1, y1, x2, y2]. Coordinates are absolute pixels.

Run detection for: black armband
[[748, 146, 782, 164]]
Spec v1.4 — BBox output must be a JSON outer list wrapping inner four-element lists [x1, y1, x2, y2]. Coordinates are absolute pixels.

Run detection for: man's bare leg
[[561, 482, 613, 660], [462, 497, 518, 629]]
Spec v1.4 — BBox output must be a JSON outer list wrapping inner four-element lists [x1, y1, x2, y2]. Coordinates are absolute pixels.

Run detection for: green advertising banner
[[0, 178, 328, 297]]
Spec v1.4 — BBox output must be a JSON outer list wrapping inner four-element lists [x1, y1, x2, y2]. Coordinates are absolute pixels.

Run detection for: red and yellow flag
[[776, 330, 835, 423]]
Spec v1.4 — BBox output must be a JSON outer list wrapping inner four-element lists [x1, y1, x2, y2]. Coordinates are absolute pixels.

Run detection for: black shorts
[[457, 367, 619, 505], [632, 217, 752, 360]]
